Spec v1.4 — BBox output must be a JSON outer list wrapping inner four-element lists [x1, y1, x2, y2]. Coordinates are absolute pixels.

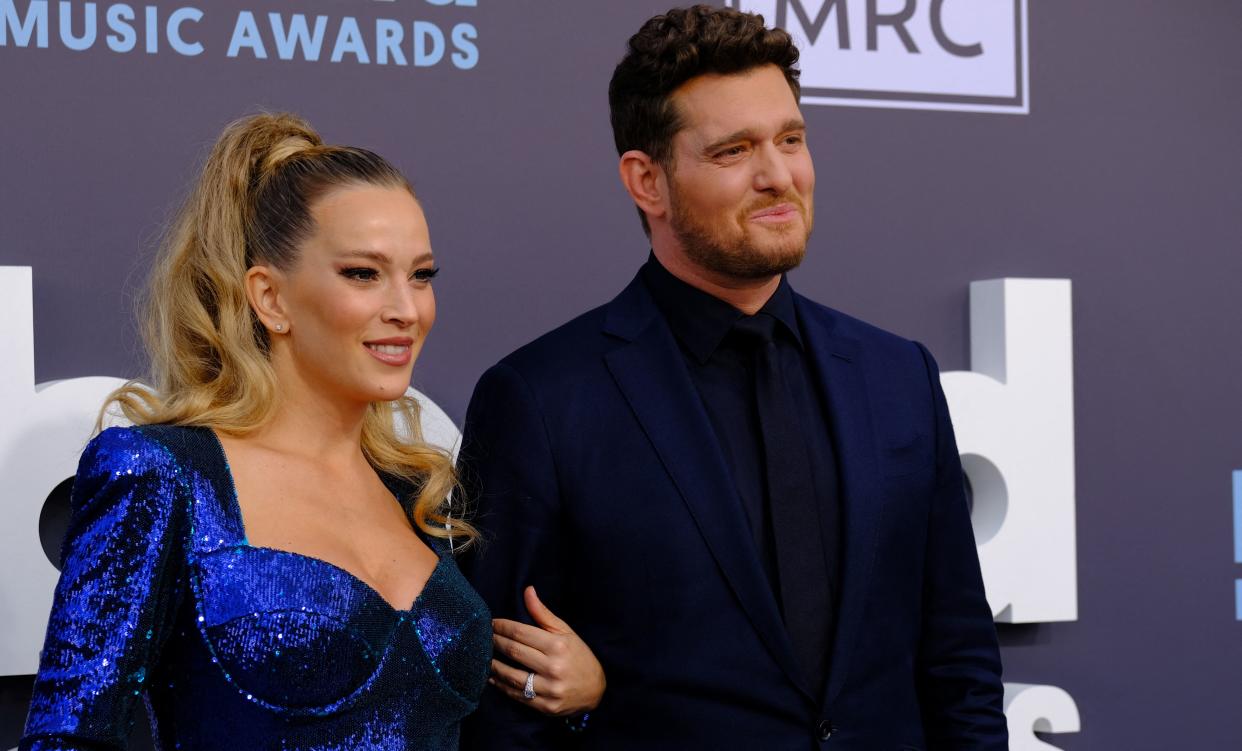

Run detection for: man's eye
[[412, 267, 440, 283], [716, 145, 747, 159], [342, 267, 379, 281]]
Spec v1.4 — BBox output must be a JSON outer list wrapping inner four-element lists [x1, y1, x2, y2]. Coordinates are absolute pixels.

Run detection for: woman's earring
[[274, 323, 284, 332]]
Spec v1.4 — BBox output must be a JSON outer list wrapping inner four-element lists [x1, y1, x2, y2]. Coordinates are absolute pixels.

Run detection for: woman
[[20, 114, 603, 750]]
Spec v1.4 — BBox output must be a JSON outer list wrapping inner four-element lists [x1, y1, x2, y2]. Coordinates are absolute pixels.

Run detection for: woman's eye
[[342, 267, 379, 282], [412, 267, 440, 283]]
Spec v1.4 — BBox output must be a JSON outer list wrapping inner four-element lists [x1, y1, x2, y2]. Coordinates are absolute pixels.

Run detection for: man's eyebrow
[[702, 119, 807, 154], [778, 118, 807, 134]]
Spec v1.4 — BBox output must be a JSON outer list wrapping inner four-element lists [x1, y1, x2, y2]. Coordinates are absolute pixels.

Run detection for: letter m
[[1, 0, 48, 48], [776, 0, 850, 49]]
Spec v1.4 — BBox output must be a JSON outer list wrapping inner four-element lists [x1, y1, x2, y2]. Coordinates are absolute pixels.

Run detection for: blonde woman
[[20, 114, 604, 751]]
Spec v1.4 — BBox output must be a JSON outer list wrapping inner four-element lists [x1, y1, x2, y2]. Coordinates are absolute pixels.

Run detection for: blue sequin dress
[[21, 425, 491, 751]]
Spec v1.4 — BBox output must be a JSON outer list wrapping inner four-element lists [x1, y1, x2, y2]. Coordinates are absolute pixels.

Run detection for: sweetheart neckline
[[235, 543, 447, 614], [204, 429, 447, 613]]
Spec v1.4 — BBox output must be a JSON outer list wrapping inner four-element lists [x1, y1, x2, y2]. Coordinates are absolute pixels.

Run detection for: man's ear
[[618, 150, 670, 225], [245, 265, 289, 335]]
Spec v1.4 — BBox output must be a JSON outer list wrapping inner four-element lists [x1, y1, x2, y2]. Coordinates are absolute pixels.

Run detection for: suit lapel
[[602, 278, 813, 700], [795, 296, 886, 708]]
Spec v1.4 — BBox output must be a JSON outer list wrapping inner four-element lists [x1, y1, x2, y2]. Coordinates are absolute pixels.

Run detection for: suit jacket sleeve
[[21, 428, 186, 751], [912, 343, 1009, 750], [458, 362, 577, 750]]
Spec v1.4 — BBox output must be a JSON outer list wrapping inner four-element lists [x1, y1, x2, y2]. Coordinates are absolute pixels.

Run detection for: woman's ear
[[245, 265, 289, 334], [618, 150, 669, 226]]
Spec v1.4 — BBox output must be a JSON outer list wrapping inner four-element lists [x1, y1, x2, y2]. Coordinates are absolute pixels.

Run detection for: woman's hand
[[489, 586, 606, 717]]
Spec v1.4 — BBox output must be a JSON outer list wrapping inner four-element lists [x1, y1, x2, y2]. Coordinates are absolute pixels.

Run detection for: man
[[460, 6, 1006, 749]]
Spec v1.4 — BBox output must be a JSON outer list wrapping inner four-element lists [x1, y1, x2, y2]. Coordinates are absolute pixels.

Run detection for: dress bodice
[[22, 425, 491, 751]]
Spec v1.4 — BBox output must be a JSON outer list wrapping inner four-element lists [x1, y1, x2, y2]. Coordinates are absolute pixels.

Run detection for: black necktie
[[733, 313, 833, 693]]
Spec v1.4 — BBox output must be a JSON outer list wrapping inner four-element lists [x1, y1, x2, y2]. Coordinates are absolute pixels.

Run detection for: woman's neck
[[250, 359, 371, 467]]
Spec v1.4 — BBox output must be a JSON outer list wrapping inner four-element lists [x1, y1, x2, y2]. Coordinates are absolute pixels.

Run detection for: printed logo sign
[[0, 0, 480, 69], [728, 0, 1029, 114]]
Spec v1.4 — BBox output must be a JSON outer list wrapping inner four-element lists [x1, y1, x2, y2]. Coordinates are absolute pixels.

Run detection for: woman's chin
[[363, 380, 414, 402]]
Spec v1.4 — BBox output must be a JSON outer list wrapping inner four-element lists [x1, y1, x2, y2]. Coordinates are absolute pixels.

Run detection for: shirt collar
[[640, 253, 803, 365]]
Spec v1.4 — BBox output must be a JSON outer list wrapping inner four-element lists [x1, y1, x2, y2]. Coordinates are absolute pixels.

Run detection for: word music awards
[[1, 0, 480, 68]]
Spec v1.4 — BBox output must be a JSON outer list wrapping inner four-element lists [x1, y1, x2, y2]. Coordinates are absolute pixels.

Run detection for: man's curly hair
[[609, 5, 800, 165]]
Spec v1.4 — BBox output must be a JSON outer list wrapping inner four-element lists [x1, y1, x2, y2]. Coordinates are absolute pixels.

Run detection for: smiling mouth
[[364, 341, 413, 366], [367, 344, 409, 355], [749, 204, 800, 223]]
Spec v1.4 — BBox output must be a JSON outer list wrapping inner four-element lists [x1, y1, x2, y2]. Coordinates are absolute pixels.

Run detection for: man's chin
[[752, 250, 806, 277], [745, 236, 809, 273], [702, 246, 807, 280], [673, 218, 808, 280]]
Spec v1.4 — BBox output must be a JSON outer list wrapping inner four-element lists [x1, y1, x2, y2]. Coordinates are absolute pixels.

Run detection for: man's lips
[[749, 203, 800, 223], [364, 337, 414, 366]]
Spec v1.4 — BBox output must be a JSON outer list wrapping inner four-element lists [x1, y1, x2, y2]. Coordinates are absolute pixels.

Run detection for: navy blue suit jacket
[[459, 273, 1006, 750]]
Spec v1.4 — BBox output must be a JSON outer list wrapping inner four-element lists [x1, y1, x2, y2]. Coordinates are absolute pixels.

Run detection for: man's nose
[[752, 143, 794, 194]]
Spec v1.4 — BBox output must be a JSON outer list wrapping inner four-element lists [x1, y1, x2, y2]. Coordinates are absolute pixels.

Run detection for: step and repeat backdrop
[[2, 1, 1240, 748]]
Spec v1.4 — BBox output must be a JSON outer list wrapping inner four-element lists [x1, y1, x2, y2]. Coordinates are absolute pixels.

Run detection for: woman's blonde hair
[[107, 112, 475, 547]]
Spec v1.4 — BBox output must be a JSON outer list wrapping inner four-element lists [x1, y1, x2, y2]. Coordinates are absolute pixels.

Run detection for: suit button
[[817, 720, 833, 741]]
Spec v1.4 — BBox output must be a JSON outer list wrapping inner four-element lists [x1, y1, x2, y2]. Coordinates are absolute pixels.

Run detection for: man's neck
[[651, 246, 780, 316]]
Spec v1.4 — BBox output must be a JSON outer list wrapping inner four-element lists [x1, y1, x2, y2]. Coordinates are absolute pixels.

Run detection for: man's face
[[664, 64, 815, 280]]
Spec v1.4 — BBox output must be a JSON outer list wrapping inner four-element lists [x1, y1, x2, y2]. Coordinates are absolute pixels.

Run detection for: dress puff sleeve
[[21, 427, 188, 751]]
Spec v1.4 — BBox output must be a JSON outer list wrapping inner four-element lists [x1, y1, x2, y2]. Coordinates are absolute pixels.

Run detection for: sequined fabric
[[21, 425, 491, 751]]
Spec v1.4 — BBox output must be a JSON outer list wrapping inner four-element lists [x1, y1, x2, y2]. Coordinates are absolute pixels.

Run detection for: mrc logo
[[728, 0, 1030, 114]]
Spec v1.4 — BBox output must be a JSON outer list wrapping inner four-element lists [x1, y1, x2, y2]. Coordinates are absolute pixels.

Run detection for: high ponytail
[[104, 112, 475, 547]]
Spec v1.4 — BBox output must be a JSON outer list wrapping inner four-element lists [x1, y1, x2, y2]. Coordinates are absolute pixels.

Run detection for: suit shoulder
[[493, 302, 613, 378], [799, 296, 924, 359]]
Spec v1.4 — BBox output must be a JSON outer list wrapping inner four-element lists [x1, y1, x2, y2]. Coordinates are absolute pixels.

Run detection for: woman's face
[[272, 183, 437, 406]]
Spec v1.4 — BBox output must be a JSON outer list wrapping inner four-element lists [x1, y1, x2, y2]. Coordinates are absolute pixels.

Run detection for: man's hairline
[[654, 67, 803, 178]]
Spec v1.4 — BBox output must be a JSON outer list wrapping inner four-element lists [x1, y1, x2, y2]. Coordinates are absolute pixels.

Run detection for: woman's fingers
[[492, 630, 552, 675], [489, 587, 606, 715], [489, 660, 574, 716], [492, 616, 559, 655], [524, 585, 571, 634], [487, 675, 574, 717], [490, 657, 535, 693]]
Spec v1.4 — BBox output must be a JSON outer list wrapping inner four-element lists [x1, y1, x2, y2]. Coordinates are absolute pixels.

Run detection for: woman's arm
[[21, 428, 186, 751], [489, 586, 606, 718]]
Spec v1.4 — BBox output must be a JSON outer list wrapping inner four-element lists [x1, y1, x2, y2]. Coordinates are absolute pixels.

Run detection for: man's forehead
[[671, 66, 803, 143]]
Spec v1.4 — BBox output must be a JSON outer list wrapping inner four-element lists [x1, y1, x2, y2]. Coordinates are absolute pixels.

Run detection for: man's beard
[[669, 188, 812, 280]]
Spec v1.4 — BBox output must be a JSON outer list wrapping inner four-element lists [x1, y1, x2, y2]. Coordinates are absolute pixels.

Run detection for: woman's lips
[[364, 339, 413, 366]]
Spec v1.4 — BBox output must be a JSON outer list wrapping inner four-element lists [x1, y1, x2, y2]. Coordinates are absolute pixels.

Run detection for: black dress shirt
[[640, 255, 841, 690]]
